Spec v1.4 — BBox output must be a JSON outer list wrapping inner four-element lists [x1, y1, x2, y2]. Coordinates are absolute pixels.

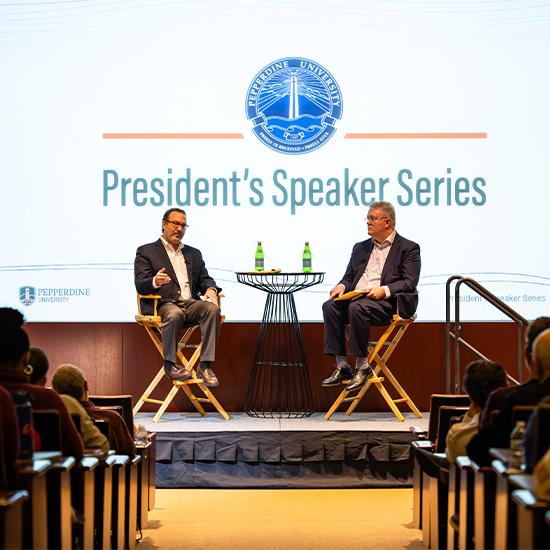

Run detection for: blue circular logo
[[246, 57, 343, 155]]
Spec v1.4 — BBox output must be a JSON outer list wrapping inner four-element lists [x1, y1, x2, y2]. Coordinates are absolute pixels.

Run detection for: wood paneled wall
[[25, 321, 522, 413]]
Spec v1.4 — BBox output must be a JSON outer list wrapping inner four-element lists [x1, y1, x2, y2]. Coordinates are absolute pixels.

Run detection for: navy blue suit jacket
[[134, 239, 220, 315], [339, 233, 421, 318]]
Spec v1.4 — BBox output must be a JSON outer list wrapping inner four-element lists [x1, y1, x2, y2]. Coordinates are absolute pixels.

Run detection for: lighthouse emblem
[[245, 57, 343, 155]]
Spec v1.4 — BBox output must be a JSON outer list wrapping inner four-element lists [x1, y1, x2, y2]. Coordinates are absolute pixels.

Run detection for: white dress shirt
[[156, 236, 192, 300], [354, 231, 396, 298]]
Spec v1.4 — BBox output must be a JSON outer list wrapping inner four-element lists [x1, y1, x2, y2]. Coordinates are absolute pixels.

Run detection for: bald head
[[532, 328, 550, 380]]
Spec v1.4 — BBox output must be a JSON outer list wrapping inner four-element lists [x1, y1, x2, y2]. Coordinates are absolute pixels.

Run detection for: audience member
[[0, 308, 84, 458], [52, 363, 135, 455], [479, 316, 550, 428], [445, 360, 507, 462], [534, 445, 550, 501], [523, 395, 550, 472], [52, 365, 109, 452], [467, 327, 550, 465], [0, 385, 20, 486], [28, 347, 49, 386]]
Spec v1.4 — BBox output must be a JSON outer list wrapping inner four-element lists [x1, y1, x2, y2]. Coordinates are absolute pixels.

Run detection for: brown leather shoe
[[322, 363, 353, 386], [345, 365, 373, 392], [197, 366, 219, 387], [163, 360, 193, 382]]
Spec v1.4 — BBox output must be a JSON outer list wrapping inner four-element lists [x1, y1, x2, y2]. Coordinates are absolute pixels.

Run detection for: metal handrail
[[445, 275, 527, 393]]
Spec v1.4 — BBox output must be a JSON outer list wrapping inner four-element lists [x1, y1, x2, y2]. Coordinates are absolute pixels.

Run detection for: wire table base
[[236, 272, 324, 418]]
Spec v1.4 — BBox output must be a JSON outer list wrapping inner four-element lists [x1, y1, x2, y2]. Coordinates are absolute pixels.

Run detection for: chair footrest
[[194, 398, 211, 403], [143, 398, 164, 405], [174, 378, 203, 386], [393, 398, 408, 404]]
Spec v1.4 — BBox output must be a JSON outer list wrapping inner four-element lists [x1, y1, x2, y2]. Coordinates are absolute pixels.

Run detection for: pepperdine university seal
[[246, 57, 343, 154]]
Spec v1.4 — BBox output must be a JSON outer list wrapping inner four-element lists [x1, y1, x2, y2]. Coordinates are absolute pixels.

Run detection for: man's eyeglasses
[[365, 215, 389, 223], [165, 220, 189, 229]]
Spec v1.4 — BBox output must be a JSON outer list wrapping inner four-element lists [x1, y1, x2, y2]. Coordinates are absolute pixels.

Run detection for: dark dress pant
[[322, 297, 394, 357]]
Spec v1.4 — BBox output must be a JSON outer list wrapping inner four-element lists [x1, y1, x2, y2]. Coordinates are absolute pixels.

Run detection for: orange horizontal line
[[344, 132, 487, 139], [102, 133, 244, 139]]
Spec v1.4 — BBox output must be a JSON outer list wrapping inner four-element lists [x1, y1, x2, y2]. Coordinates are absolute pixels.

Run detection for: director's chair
[[133, 294, 230, 422], [324, 312, 422, 422]]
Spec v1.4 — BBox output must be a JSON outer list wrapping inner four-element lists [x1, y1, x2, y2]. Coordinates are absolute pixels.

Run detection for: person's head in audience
[[463, 359, 507, 411], [51, 364, 88, 400], [28, 348, 49, 386], [0, 307, 30, 373], [531, 328, 550, 382], [526, 317, 550, 369]]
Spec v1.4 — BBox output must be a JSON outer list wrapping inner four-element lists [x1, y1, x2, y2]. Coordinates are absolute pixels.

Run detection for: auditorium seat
[[0, 489, 28, 550], [0, 411, 29, 550], [71, 456, 99, 549], [94, 455, 116, 549], [411, 394, 469, 531], [111, 455, 130, 550], [16, 457, 53, 549], [45, 456, 75, 550], [89, 394, 154, 528], [510, 474, 550, 550], [125, 455, 141, 550]]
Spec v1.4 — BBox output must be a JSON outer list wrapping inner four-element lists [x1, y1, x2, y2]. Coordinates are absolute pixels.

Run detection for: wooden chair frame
[[133, 294, 229, 422], [324, 313, 422, 421]]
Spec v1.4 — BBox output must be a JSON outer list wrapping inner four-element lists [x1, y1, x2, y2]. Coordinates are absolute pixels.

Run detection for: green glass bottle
[[302, 241, 312, 273], [255, 241, 264, 271]]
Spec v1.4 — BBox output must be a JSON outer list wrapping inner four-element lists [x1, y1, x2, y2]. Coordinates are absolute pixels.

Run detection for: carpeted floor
[[139, 488, 424, 549]]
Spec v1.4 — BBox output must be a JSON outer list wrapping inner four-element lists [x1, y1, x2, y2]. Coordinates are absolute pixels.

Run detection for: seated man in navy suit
[[322, 201, 421, 392], [134, 208, 222, 387]]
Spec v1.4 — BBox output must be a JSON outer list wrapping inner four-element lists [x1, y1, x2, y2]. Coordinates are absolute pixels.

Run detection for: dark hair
[[0, 308, 30, 367], [28, 348, 49, 384], [162, 208, 186, 222], [463, 360, 507, 408], [526, 317, 550, 363]]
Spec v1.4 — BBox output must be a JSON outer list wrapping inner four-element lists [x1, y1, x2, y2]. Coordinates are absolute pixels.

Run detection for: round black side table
[[235, 271, 325, 418]]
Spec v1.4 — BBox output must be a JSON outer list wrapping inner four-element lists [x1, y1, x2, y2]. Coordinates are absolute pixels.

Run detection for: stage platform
[[136, 412, 430, 489]]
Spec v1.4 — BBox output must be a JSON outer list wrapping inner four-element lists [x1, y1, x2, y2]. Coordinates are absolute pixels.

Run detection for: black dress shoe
[[345, 365, 373, 392], [163, 360, 193, 381], [322, 363, 353, 386], [197, 366, 219, 387]]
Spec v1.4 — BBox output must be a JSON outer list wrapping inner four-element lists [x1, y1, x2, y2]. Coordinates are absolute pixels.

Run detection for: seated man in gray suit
[[134, 208, 222, 387], [322, 201, 421, 392]]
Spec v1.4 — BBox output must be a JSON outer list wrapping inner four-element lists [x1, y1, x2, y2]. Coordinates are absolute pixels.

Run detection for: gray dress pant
[[159, 299, 221, 364]]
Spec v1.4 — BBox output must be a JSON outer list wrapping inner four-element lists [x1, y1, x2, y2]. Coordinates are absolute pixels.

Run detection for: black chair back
[[93, 418, 111, 441], [428, 394, 471, 442], [89, 395, 134, 436], [33, 409, 62, 451], [435, 406, 469, 452]]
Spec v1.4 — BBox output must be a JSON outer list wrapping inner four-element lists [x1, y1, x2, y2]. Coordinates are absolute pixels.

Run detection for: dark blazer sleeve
[[134, 244, 157, 296], [383, 237, 421, 296]]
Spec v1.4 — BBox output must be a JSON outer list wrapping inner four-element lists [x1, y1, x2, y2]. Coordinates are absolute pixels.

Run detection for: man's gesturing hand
[[154, 267, 171, 287]]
